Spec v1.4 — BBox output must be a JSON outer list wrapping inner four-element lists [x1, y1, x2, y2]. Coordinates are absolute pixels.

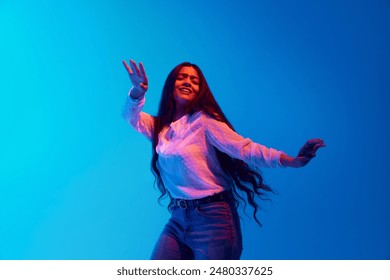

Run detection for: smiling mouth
[[179, 87, 192, 94]]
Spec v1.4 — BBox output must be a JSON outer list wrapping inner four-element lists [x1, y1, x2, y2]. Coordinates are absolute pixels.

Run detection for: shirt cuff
[[128, 87, 144, 102], [278, 152, 287, 168]]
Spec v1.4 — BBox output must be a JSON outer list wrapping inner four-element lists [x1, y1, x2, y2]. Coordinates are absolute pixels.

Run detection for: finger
[[130, 59, 141, 76], [310, 138, 323, 142], [307, 138, 324, 145], [306, 139, 325, 150], [129, 60, 137, 75], [122, 60, 132, 74], [139, 62, 148, 84], [312, 143, 325, 153]]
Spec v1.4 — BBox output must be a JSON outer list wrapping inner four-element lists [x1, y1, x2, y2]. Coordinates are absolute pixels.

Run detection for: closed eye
[[191, 78, 199, 85]]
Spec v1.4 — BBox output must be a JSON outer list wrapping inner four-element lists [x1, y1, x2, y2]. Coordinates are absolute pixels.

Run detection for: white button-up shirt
[[123, 94, 284, 199]]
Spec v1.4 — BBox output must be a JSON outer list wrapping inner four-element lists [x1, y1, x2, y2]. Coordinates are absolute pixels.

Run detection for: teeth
[[180, 88, 191, 93]]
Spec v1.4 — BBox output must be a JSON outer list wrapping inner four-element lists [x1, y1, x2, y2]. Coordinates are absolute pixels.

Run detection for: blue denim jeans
[[150, 195, 242, 260]]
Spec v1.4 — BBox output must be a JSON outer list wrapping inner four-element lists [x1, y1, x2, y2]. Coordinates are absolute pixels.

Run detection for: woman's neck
[[174, 106, 186, 122], [174, 111, 185, 122]]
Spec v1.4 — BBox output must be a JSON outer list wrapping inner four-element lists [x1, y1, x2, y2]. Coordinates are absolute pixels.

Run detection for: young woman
[[122, 59, 325, 260]]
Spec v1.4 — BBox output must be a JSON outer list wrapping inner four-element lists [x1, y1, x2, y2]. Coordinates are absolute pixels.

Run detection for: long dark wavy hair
[[151, 62, 273, 226]]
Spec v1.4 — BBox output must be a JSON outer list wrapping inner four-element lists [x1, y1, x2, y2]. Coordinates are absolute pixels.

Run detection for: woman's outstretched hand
[[298, 139, 325, 158], [122, 59, 148, 99], [280, 138, 326, 168], [296, 138, 326, 166]]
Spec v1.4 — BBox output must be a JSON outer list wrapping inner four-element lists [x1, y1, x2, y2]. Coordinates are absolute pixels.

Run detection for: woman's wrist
[[280, 154, 303, 168], [129, 86, 146, 100]]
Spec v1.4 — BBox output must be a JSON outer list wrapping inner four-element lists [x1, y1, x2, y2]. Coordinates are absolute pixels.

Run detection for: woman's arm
[[203, 115, 284, 168], [122, 94, 155, 140], [204, 115, 325, 168], [122, 59, 155, 140]]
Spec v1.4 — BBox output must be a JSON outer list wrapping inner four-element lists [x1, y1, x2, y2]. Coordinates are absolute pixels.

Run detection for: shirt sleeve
[[122, 89, 155, 141], [203, 114, 285, 168]]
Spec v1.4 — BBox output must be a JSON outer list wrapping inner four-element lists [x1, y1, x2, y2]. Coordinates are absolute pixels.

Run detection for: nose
[[182, 81, 191, 87]]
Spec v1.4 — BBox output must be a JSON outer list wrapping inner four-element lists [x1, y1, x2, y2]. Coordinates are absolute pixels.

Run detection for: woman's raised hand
[[122, 59, 148, 99]]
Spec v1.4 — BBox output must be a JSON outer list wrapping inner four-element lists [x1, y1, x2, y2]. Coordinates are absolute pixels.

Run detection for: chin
[[175, 96, 194, 104]]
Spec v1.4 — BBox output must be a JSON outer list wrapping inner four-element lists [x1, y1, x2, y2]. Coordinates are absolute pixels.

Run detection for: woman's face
[[173, 66, 200, 107]]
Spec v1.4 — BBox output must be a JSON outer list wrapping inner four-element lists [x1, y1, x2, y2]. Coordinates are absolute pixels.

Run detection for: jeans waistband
[[173, 190, 233, 209]]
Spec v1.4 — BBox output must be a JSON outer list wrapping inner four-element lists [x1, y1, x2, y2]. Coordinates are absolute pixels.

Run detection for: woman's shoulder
[[193, 110, 215, 121], [192, 111, 225, 128]]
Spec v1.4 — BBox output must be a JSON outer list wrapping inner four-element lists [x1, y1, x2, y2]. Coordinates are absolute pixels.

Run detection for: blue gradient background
[[1, 0, 389, 259]]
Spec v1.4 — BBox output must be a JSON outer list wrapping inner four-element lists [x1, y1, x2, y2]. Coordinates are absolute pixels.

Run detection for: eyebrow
[[178, 73, 199, 79]]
